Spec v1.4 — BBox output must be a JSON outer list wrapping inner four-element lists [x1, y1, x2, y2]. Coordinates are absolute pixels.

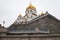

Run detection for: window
[[39, 28, 49, 33], [9, 28, 35, 33], [30, 10, 32, 12]]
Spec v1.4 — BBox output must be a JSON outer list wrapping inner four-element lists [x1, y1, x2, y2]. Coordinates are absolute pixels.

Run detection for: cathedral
[[0, 3, 60, 40]]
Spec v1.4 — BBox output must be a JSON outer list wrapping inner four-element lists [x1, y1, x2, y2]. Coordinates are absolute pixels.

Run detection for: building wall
[[0, 34, 60, 40], [6, 14, 60, 40]]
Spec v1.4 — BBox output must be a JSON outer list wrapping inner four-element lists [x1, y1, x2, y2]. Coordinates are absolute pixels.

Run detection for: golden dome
[[26, 3, 36, 10], [40, 11, 44, 15]]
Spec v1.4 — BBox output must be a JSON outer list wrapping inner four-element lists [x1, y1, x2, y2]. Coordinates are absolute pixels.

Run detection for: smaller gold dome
[[40, 11, 44, 15], [26, 3, 36, 10]]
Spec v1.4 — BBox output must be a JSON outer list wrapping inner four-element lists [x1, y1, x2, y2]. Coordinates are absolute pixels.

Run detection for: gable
[[8, 13, 60, 34]]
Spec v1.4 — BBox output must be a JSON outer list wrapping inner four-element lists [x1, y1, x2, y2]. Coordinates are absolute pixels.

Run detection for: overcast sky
[[0, 0, 60, 28]]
